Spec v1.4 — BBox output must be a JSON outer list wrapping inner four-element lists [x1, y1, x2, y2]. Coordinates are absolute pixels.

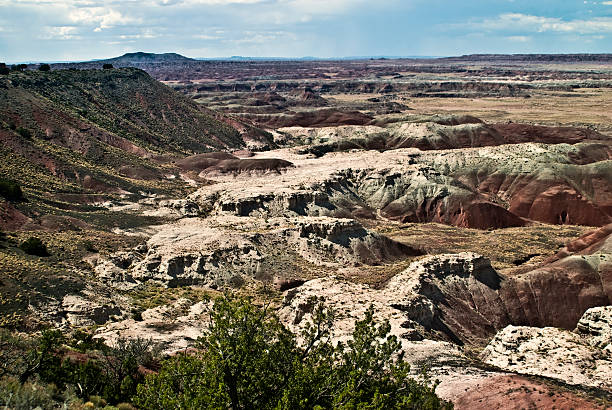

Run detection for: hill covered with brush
[[0, 67, 270, 229]]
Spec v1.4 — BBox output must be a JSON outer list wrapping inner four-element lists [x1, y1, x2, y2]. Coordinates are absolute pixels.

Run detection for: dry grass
[[377, 222, 590, 273], [394, 88, 612, 133]]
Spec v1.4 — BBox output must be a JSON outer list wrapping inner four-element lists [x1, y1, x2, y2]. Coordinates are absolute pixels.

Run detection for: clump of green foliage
[[0, 296, 451, 408], [0, 328, 160, 407], [15, 126, 31, 139], [38, 64, 51, 72], [135, 295, 451, 409], [0, 178, 23, 201], [0, 63, 9, 75], [19, 237, 49, 256], [11, 64, 27, 72], [103, 63, 114, 70]]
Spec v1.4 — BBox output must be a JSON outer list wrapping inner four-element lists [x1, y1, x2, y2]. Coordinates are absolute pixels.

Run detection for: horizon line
[[7, 52, 612, 65]]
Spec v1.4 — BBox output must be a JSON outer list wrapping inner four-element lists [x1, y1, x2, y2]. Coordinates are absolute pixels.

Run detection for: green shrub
[[19, 237, 49, 257], [103, 64, 114, 70], [13, 329, 159, 406], [11, 64, 27, 72], [16, 127, 31, 139], [0, 63, 9, 75], [83, 240, 98, 252], [0, 178, 24, 201], [0, 377, 56, 409], [135, 295, 451, 409], [89, 395, 107, 407], [39, 64, 51, 72]]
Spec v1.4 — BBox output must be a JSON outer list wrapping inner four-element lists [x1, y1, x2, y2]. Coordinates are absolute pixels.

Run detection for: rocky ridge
[[187, 141, 611, 229], [95, 216, 420, 290]]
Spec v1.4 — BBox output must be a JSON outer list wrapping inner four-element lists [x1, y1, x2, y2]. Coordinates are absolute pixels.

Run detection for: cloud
[[68, 7, 141, 31], [473, 13, 612, 34], [229, 30, 296, 44], [118, 29, 159, 39], [39, 25, 81, 40], [193, 34, 223, 40], [1, 0, 610, 62], [506, 35, 530, 42], [159, 0, 268, 4]]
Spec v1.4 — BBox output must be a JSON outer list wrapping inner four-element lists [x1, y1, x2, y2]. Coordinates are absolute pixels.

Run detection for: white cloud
[[506, 35, 530, 42], [118, 29, 158, 39], [602, 1, 612, 5], [474, 13, 612, 34], [39, 25, 81, 40], [194, 34, 223, 40], [230, 30, 295, 44], [161, 0, 268, 4], [68, 7, 141, 31]]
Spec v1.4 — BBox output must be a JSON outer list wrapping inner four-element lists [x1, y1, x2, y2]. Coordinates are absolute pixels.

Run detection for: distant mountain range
[[16, 51, 612, 66]]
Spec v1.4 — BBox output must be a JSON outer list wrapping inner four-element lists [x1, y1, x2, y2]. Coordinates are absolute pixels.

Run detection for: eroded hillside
[[2, 56, 612, 408]]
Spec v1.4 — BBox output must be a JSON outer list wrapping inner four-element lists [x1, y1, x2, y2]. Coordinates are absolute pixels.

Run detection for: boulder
[[576, 306, 612, 351]]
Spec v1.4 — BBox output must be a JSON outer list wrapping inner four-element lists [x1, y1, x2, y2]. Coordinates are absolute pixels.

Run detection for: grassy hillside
[[0, 67, 269, 229], [0, 67, 267, 324], [1, 67, 244, 153]]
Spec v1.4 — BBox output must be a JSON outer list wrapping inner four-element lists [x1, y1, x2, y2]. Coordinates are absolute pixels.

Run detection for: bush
[[0, 178, 24, 201], [9, 328, 159, 406], [135, 295, 451, 409], [38, 64, 51, 72], [0, 377, 57, 409], [83, 240, 98, 252], [0, 63, 9, 75], [11, 64, 27, 72], [16, 127, 31, 139], [19, 237, 49, 257], [103, 64, 114, 70]]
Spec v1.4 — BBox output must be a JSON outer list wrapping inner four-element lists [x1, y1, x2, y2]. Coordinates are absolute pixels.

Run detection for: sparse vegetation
[[135, 295, 450, 409], [0, 328, 160, 407], [19, 237, 49, 257], [15, 126, 31, 139], [0, 53, 610, 409], [0, 67, 247, 227], [0, 178, 23, 201], [11, 64, 27, 72]]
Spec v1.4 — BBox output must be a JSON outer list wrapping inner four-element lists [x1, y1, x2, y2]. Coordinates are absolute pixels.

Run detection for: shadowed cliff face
[[422, 224, 612, 343], [278, 224, 611, 347]]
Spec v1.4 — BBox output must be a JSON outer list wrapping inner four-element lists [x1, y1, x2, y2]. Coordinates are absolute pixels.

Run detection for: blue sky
[[1, 0, 611, 62]]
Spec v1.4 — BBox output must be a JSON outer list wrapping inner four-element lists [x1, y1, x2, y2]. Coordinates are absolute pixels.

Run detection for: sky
[[1, 0, 611, 63]]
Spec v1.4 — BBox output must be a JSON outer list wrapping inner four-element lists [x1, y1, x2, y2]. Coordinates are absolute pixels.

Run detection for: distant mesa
[[100, 52, 195, 65]]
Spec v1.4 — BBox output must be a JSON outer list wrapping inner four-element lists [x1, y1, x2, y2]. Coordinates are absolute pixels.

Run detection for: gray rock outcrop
[[576, 305, 612, 352], [481, 325, 612, 391], [94, 216, 419, 289]]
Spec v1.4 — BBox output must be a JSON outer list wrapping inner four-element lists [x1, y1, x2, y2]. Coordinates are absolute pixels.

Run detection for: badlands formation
[[2, 55, 612, 407], [94, 121, 612, 406]]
